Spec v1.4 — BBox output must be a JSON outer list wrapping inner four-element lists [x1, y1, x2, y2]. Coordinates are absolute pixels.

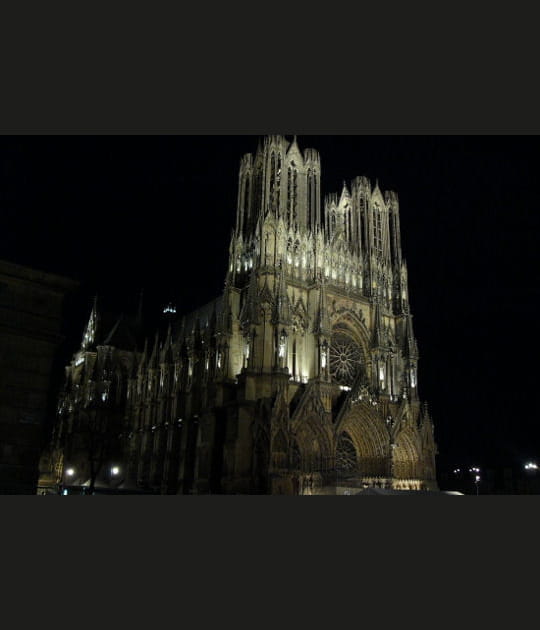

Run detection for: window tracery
[[335, 433, 358, 476], [329, 331, 363, 386]]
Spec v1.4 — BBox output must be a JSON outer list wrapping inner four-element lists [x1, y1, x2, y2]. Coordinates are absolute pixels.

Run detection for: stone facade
[[39, 135, 437, 495], [0, 260, 77, 493]]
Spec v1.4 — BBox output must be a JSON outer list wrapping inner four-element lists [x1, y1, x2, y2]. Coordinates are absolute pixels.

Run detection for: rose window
[[329, 332, 362, 386]]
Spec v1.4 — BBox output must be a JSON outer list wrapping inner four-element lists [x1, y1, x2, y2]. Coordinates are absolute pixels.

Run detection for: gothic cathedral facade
[[39, 136, 437, 495]]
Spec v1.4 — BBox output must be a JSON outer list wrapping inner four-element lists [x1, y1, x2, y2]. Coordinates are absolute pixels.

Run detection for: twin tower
[[40, 135, 437, 495]]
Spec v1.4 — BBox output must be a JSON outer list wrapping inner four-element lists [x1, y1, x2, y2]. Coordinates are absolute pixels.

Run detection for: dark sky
[[2, 135, 538, 475]]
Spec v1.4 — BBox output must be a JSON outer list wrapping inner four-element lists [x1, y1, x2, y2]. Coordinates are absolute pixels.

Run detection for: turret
[[236, 153, 254, 238], [385, 190, 402, 270], [304, 147, 321, 232]]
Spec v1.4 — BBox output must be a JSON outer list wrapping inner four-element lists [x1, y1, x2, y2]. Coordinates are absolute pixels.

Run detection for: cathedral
[[38, 135, 438, 495]]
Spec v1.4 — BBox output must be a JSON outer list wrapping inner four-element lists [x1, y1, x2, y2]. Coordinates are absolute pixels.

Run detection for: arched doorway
[[393, 430, 421, 480], [337, 406, 390, 478]]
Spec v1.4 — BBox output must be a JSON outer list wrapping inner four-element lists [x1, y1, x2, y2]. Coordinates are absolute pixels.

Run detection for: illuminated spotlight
[[475, 475, 481, 482], [111, 466, 120, 476], [62, 489, 69, 496], [66, 468, 75, 477], [525, 462, 539, 470]]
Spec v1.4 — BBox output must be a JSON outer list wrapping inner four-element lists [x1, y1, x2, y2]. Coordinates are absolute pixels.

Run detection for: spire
[[339, 180, 351, 208], [161, 322, 174, 363], [286, 135, 304, 164], [138, 338, 148, 371], [81, 296, 98, 351], [403, 313, 419, 358], [149, 332, 160, 367]]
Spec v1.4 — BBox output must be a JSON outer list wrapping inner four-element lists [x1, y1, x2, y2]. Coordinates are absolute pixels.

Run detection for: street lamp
[[469, 467, 481, 495], [61, 467, 75, 495], [524, 462, 538, 494], [110, 466, 120, 476]]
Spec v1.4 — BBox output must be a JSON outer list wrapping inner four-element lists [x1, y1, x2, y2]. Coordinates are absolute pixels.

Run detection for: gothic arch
[[337, 405, 390, 477], [329, 309, 370, 361], [335, 431, 359, 477], [293, 413, 333, 474], [392, 428, 422, 479]]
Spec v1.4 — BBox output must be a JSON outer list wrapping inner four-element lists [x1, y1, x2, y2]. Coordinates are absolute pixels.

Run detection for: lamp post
[[61, 467, 75, 495], [524, 462, 538, 494], [108, 465, 122, 493], [469, 466, 481, 495]]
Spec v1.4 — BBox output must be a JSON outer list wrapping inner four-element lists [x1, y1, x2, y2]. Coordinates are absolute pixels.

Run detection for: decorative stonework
[[329, 331, 363, 386]]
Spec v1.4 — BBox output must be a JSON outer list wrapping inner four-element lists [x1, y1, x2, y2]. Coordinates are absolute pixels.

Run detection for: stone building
[[39, 135, 437, 495], [0, 259, 77, 493]]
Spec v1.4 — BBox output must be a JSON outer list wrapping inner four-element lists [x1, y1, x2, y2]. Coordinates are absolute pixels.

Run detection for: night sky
[[2, 135, 538, 478]]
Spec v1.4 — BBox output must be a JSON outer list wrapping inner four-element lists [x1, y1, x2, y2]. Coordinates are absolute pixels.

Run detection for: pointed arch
[[292, 411, 333, 475], [337, 405, 390, 477], [393, 427, 422, 479], [335, 431, 359, 478]]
